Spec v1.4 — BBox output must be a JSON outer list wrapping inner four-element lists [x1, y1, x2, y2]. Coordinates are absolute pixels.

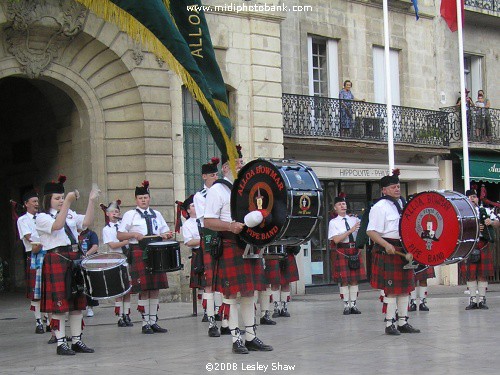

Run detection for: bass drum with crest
[[231, 159, 322, 247]]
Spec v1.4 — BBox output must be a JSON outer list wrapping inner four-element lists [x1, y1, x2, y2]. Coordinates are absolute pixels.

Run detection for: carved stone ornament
[[3, 0, 87, 78]]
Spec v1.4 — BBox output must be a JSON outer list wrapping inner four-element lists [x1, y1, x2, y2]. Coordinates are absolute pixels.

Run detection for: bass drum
[[231, 159, 322, 247], [400, 190, 479, 266]]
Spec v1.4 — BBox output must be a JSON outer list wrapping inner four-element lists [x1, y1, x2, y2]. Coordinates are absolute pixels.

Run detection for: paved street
[[1, 284, 499, 374]]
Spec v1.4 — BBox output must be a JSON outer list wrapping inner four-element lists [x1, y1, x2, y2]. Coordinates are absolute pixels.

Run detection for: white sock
[[410, 290, 417, 301], [385, 297, 397, 327], [149, 298, 159, 324], [467, 281, 478, 302], [69, 312, 83, 343], [340, 286, 349, 306], [271, 290, 280, 310], [115, 301, 122, 316], [349, 285, 359, 306], [224, 298, 238, 343], [240, 296, 256, 342], [214, 292, 223, 313], [281, 291, 291, 310], [138, 299, 149, 326], [419, 286, 428, 302], [397, 296, 409, 326], [478, 281, 488, 301], [205, 293, 215, 318], [258, 289, 271, 317], [124, 301, 131, 316], [52, 314, 65, 346], [32, 301, 42, 322]]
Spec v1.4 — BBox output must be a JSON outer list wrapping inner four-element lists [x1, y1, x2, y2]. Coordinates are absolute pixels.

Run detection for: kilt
[[25, 254, 36, 300], [189, 252, 204, 289], [202, 242, 215, 288], [264, 259, 281, 285], [40, 247, 86, 314], [280, 254, 299, 285], [370, 242, 415, 296], [414, 266, 436, 283], [214, 239, 267, 296], [460, 240, 494, 282], [330, 242, 367, 284], [129, 245, 168, 293]]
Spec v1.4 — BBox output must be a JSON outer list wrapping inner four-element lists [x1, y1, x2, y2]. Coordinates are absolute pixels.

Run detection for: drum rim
[[81, 252, 127, 271], [147, 241, 180, 246], [84, 285, 132, 300]]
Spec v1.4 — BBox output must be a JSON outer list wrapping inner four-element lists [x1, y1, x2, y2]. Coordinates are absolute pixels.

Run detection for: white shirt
[[36, 208, 85, 250], [204, 177, 232, 223], [182, 217, 200, 247], [17, 212, 40, 252], [367, 198, 403, 239], [328, 215, 360, 242], [118, 207, 170, 244], [102, 221, 124, 253], [193, 184, 209, 225]]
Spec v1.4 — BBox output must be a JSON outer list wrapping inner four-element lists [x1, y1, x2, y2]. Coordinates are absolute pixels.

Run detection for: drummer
[[101, 200, 133, 327], [117, 181, 173, 334], [367, 170, 420, 335], [204, 146, 272, 354], [35, 175, 99, 355], [193, 157, 224, 334], [461, 188, 500, 310], [16, 190, 47, 334], [328, 193, 365, 315]]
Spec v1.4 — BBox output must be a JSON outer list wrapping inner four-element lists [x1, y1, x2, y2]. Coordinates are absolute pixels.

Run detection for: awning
[[457, 153, 500, 183]]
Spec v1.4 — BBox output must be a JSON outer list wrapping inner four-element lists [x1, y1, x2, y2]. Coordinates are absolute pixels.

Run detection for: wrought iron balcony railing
[[283, 93, 450, 147], [440, 106, 500, 144], [465, 0, 499, 12]]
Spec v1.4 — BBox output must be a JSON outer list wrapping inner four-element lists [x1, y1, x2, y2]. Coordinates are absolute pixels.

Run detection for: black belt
[[47, 245, 75, 254], [382, 238, 402, 247], [219, 231, 238, 241], [338, 243, 356, 249]]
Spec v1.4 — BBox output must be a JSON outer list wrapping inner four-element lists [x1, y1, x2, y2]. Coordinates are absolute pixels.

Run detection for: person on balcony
[[339, 80, 362, 137], [475, 90, 492, 140]]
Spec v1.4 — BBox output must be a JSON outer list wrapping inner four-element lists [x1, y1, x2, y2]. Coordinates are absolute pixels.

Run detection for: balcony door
[[373, 46, 400, 106]]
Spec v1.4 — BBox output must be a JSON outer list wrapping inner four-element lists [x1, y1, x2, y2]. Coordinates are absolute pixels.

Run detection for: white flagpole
[[456, 0, 470, 191], [383, 0, 395, 173]]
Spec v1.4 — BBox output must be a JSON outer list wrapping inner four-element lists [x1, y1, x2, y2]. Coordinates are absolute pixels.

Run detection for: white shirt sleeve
[[155, 211, 170, 233], [17, 216, 32, 238], [193, 192, 205, 219], [118, 210, 134, 233], [204, 186, 222, 219], [367, 203, 385, 233], [328, 219, 336, 240], [35, 213, 55, 235]]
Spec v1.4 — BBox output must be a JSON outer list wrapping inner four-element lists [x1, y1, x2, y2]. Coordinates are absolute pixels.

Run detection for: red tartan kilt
[[280, 254, 299, 285], [214, 239, 267, 296], [40, 248, 86, 314], [330, 243, 367, 283], [414, 266, 436, 282], [370, 244, 415, 295], [459, 240, 494, 282], [264, 259, 281, 285], [189, 255, 205, 289], [202, 247, 215, 288], [25, 255, 36, 300], [129, 245, 168, 293]]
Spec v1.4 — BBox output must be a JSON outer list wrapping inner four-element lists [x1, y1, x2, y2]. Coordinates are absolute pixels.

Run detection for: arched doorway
[[0, 76, 87, 291]]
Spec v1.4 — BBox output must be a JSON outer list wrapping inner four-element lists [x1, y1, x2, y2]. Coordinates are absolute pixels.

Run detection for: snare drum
[[81, 253, 131, 300], [146, 241, 182, 273], [400, 190, 479, 266], [231, 159, 323, 247], [262, 245, 287, 260]]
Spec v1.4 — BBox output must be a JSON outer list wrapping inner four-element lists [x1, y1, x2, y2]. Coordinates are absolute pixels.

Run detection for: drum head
[[148, 241, 179, 247], [400, 191, 468, 266], [81, 253, 127, 271]]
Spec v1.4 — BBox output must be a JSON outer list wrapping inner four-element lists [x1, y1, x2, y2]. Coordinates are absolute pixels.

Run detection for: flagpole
[[383, 0, 395, 172], [456, 0, 470, 191]]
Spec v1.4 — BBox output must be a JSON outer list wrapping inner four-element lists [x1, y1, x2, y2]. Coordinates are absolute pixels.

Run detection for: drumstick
[[394, 250, 413, 262]]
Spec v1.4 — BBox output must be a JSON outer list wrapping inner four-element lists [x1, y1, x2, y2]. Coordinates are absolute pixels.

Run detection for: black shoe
[[272, 309, 280, 318], [201, 313, 208, 322], [260, 314, 277, 325], [208, 325, 220, 337], [150, 323, 168, 333], [117, 318, 127, 327], [35, 324, 45, 334], [280, 309, 290, 318], [397, 323, 421, 333], [46, 325, 52, 333], [220, 326, 231, 335], [419, 302, 429, 311], [65, 336, 72, 342], [343, 306, 351, 315], [232, 339, 249, 354], [214, 313, 222, 321], [408, 302, 417, 312], [124, 315, 134, 327], [57, 343, 75, 355], [142, 324, 154, 334], [47, 336, 57, 344], [478, 301, 489, 310], [350, 306, 362, 314], [385, 324, 401, 336], [465, 302, 478, 310], [245, 337, 273, 351], [71, 341, 95, 353]]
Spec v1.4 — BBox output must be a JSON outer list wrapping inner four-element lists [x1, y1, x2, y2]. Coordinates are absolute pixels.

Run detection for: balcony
[[465, 0, 499, 27], [465, 0, 499, 13], [441, 106, 500, 148], [282, 93, 450, 149]]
